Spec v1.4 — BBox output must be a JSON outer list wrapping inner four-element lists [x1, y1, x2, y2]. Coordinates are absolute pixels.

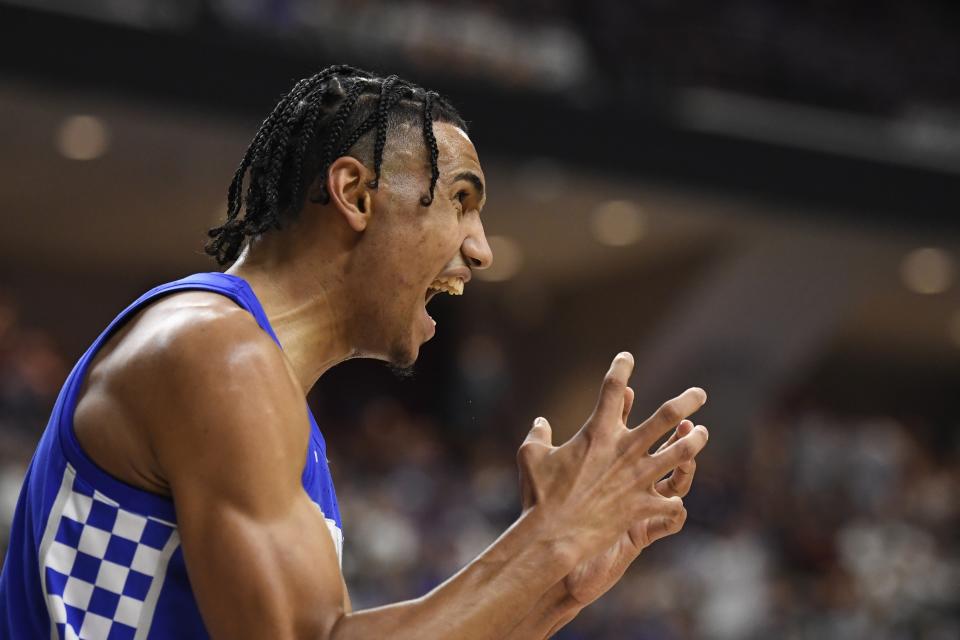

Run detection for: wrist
[[513, 506, 581, 579]]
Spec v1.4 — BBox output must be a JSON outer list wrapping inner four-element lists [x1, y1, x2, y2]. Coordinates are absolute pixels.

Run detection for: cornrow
[[420, 91, 440, 207], [226, 67, 354, 219], [216, 69, 351, 259], [368, 75, 399, 189], [205, 65, 467, 266], [311, 78, 368, 203]]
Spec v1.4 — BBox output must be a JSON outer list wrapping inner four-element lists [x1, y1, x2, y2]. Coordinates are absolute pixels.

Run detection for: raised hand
[[516, 352, 709, 577], [559, 416, 705, 608]]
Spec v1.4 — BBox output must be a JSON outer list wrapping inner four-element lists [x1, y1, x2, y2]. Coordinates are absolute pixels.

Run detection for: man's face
[[351, 121, 491, 368]]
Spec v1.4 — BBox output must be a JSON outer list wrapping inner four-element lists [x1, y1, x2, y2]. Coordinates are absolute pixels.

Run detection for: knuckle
[[677, 441, 695, 459], [658, 400, 681, 424], [603, 373, 625, 394]]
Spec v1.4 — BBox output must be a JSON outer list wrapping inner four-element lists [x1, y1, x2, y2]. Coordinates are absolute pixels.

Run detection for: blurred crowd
[[0, 291, 67, 554], [246, 0, 960, 113], [329, 398, 960, 639], [22, 0, 957, 114], [1, 285, 958, 639]]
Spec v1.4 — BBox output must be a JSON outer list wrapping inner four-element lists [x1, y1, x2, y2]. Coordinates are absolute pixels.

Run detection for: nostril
[[468, 255, 482, 267]]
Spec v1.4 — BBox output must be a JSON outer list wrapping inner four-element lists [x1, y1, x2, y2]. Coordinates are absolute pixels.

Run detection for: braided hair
[[206, 65, 467, 265]]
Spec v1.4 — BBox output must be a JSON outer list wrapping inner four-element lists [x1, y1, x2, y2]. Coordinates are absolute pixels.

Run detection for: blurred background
[[1, 1, 959, 638]]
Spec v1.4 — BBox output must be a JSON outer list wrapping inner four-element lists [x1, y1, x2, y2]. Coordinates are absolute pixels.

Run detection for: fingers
[[524, 416, 553, 448], [622, 386, 635, 425], [653, 419, 694, 454], [627, 492, 687, 550], [591, 352, 635, 429], [626, 387, 707, 453], [517, 419, 552, 509], [656, 462, 696, 498], [643, 498, 687, 545], [652, 420, 697, 497], [517, 416, 553, 473], [656, 458, 697, 498], [649, 424, 709, 480]]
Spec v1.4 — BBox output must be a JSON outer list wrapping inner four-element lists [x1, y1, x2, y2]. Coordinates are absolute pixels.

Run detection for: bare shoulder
[[129, 290, 304, 428], [88, 290, 295, 410], [76, 290, 307, 496], [130, 291, 290, 389]]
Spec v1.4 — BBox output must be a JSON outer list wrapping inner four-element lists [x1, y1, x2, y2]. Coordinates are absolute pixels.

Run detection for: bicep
[[143, 319, 347, 638], [174, 482, 345, 639]]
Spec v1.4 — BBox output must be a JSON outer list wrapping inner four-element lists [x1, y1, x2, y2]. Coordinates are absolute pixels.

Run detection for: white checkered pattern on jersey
[[40, 466, 179, 640]]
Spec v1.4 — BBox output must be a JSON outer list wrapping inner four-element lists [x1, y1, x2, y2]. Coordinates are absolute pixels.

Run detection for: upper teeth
[[428, 276, 464, 296]]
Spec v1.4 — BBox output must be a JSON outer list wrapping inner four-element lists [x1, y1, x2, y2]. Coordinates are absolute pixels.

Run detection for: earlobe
[[326, 156, 372, 233]]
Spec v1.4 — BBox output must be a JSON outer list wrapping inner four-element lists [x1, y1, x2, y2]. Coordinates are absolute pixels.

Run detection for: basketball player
[[0, 66, 709, 639]]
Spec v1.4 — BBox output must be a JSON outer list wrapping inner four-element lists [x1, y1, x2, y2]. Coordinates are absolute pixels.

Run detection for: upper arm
[[137, 310, 345, 639]]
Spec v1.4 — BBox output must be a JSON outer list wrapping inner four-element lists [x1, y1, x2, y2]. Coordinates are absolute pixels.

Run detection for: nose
[[462, 218, 493, 270]]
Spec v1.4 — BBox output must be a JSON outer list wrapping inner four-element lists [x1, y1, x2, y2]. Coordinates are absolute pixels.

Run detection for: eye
[[454, 190, 468, 215]]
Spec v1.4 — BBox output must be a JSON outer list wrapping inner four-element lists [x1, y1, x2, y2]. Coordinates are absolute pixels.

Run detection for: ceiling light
[[590, 200, 646, 247], [56, 115, 110, 161], [899, 247, 953, 295], [476, 236, 523, 282]]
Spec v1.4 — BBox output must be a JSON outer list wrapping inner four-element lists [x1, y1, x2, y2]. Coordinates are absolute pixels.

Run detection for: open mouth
[[422, 275, 466, 337], [425, 275, 465, 302]]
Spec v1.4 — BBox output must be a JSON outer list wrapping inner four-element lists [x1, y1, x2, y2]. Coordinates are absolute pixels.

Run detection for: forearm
[[501, 581, 582, 640], [330, 508, 575, 640]]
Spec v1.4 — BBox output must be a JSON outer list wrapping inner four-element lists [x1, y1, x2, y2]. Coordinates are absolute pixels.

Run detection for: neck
[[225, 240, 355, 395]]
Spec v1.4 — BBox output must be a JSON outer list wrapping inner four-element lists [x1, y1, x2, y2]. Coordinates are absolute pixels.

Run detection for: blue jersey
[[0, 272, 343, 639]]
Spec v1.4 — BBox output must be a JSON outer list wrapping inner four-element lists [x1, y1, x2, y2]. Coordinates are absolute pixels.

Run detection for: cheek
[[409, 217, 461, 276], [371, 199, 461, 295]]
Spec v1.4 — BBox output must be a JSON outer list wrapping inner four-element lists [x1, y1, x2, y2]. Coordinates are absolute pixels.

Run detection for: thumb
[[524, 416, 553, 448], [519, 417, 553, 511]]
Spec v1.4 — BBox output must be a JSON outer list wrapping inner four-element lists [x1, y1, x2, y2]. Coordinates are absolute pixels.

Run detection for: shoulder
[[88, 292, 287, 409], [107, 291, 308, 483], [128, 290, 275, 360]]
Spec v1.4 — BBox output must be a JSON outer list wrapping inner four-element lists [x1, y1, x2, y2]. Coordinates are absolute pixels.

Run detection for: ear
[[325, 156, 373, 232]]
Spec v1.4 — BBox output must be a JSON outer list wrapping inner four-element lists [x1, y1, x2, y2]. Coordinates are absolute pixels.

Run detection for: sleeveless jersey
[[0, 272, 343, 639]]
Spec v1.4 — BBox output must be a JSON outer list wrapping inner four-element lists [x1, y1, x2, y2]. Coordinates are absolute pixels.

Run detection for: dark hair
[[205, 65, 467, 265]]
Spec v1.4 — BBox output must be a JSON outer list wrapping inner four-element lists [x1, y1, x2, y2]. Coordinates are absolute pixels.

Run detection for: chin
[[386, 340, 420, 371]]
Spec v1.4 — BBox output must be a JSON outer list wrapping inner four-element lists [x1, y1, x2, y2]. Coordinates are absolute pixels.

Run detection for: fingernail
[[535, 417, 546, 427]]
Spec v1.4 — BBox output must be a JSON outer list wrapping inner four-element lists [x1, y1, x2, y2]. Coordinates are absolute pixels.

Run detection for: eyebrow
[[453, 171, 484, 198]]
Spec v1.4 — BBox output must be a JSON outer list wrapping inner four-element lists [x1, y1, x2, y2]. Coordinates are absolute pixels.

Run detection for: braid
[[420, 91, 441, 207], [206, 65, 467, 265], [211, 69, 348, 263], [368, 75, 400, 189], [228, 78, 319, 244], [225, 76, 312, 218], [314, 77, 369, 203]]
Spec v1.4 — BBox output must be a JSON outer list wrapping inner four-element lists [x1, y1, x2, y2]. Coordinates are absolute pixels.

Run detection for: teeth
[[428, 276, 464, 296]]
